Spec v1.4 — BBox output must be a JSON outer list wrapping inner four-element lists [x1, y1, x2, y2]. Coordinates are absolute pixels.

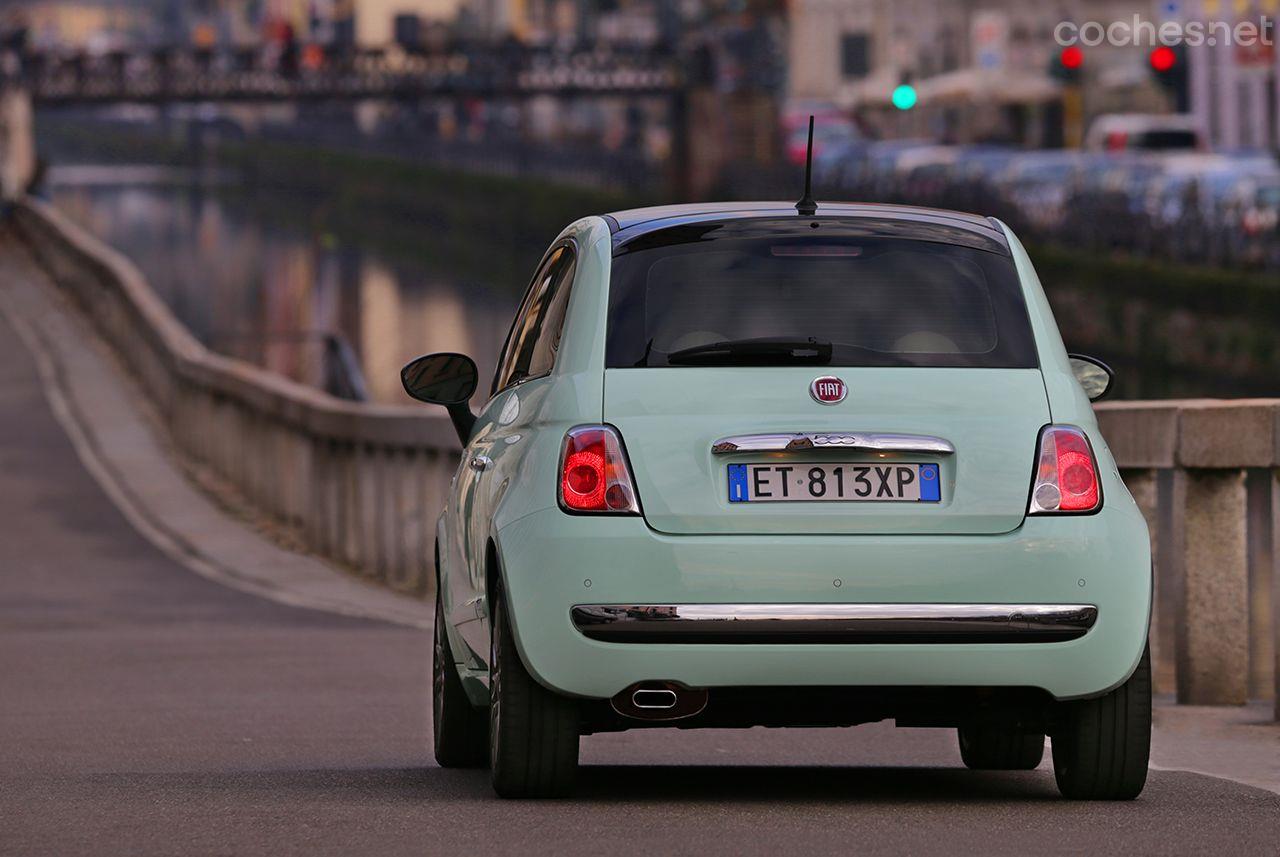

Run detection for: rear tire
[[489, 594, 579, 798], [432, 587, 488, 768], [958, 724, 1045, 770], [1052, 646, 1151, 800]]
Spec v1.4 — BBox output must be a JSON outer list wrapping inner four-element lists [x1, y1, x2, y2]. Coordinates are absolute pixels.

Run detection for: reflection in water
[[50, 168, 514, 404]]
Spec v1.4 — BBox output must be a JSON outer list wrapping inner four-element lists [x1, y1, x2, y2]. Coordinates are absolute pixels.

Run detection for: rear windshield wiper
[[664, 337, 917, 367], [666, 337, 833, 366]]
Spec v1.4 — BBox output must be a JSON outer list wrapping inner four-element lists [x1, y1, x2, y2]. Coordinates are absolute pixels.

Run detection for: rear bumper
[[570, 603, 1098, 644], [494, 501, 1150, 702]]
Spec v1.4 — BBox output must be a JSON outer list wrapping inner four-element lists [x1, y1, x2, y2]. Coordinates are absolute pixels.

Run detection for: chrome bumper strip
[[711, 432, 955, 456], [571, 603, 1097, 644]]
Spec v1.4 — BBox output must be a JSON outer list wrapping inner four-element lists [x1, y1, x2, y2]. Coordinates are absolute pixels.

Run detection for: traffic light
[[1049, 47, 1085, 148], [1051, 46, 1083, 84], [891, 83, 917, 111], [1150, 44, 1188, 110]]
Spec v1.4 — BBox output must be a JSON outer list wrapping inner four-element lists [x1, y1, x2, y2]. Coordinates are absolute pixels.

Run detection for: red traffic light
[[1150, 46, 1177, 72], [1060, 46, 1084, 70]]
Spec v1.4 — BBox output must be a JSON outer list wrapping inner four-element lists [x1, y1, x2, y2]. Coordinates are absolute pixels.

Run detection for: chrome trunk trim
[[711, 432, 955, 455], [571, 603, 1097, 644]]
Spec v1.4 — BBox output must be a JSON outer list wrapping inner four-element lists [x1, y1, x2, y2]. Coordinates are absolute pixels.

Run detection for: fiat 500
[[402, 202, 1151, 800]]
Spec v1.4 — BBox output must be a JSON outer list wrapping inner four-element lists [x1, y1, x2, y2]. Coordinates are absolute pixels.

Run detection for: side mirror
[[400, 352, 478, 443], [1068, 354, 1114, 402]]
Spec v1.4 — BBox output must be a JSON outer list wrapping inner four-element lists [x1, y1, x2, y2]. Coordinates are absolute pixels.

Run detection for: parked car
[[1137, 154, 1277, 262], [1219, 173, 1280, 267], [811, 136, 869, 189], [1061, 153, 1164, 250], [995, 150, 1089, 231], [847, 138, 936, 199], [949, 144, 1018, 182], [785, 115, 860, 167], [804, 134, 1278, 270], [403, 200, 1153, 800], [892, 145, 961, 201]]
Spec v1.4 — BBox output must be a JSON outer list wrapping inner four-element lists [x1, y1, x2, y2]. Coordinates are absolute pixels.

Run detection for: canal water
[[46, 162, 1280, 403], [49, 165, 517, 405]]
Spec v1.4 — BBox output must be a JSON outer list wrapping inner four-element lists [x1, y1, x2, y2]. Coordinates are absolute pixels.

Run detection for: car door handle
[[469, 455, 493, 472]]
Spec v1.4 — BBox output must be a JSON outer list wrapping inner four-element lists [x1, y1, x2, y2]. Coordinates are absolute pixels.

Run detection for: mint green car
[[401, 202, 1151, 800]]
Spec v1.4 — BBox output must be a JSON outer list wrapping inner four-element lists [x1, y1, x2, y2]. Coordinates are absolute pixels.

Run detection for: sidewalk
[[1150, 696, 1280, 794], [0, 228, 431, 629]]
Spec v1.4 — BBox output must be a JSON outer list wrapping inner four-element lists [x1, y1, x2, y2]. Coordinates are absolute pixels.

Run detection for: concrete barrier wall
[[16, 198, 1279, 714], [15, 199, 459, 597], [1095, 401, 1278, 713]]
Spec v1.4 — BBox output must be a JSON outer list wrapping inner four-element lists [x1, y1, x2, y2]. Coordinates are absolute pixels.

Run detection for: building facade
[[1186, 0, 1280, 150]]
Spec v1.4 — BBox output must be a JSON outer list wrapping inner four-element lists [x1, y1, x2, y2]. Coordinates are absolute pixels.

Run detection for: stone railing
[[14, 198, 1278, 716], [1097, 401, 1278, 713], [15, 198, 459, 596]]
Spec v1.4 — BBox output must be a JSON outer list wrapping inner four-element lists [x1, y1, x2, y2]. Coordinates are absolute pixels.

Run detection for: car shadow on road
[[571, 765, 1061, 803], [346, 764, 1062, 804]]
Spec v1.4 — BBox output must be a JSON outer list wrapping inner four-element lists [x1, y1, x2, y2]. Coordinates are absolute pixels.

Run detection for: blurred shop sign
[[1235, 40, 1275, 70], [971, 10, 1009, 71]]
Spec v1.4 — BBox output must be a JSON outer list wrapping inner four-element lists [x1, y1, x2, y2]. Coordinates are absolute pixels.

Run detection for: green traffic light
[[891, 84, 918, 111]]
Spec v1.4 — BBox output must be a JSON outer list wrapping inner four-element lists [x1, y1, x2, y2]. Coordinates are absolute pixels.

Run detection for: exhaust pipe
[[632, 688, 679, 710], [611, 681, 708, 721]]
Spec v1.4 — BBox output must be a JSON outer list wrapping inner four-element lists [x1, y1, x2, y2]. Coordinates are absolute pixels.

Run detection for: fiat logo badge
[[810, 376, 847, 405]]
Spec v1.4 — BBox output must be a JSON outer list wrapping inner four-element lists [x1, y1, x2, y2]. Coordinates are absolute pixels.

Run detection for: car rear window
[[1134, 129, 1199, 150], [606, 219, 1039, 369]]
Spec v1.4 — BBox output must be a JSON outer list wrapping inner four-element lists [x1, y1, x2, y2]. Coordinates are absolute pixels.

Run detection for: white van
[[1085, 114, 1206, 153]]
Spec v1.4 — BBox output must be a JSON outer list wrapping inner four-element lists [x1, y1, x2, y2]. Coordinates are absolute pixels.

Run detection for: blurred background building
[[7, 0, 1274, 146], [788, 0, 1278, 150]]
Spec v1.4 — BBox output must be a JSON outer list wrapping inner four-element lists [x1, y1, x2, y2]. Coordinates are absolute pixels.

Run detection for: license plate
[[727, 463, 940, 503]]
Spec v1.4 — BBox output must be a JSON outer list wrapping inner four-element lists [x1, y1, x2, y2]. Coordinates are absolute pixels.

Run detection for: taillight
[[558, 425, 640, 514], [1028, 425, 1102, 514]]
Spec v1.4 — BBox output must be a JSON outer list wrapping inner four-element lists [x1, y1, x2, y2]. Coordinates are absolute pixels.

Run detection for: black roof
[[604, 201, 1009, 254]]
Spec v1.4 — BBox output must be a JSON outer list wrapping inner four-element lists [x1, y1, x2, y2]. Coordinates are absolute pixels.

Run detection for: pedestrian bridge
[[18, 45, 681, 105]]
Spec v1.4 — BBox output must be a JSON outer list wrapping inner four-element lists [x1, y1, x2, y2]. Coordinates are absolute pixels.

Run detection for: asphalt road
[[2, 313, 1279, 857]]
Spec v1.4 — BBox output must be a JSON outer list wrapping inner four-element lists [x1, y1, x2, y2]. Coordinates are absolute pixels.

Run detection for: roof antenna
[[795, 115, 818, 217]]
